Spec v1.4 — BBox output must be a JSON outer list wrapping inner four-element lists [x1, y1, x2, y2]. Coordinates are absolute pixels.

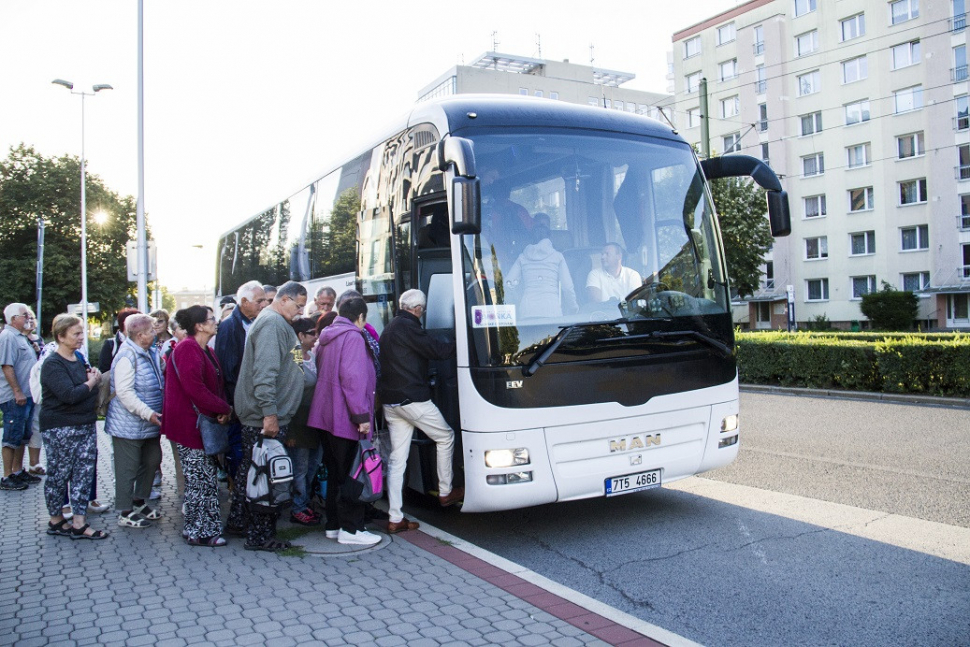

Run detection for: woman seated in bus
[[504, 213, 578, 319]]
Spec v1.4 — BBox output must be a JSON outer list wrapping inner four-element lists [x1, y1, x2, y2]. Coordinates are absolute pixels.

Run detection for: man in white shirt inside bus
[[586, 243, 643, 302]]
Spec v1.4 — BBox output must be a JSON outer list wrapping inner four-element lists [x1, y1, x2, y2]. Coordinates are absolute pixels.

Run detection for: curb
[[740, 384, 970, 409]]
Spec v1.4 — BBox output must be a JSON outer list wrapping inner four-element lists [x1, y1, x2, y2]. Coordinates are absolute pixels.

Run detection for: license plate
[[605, 469, 661, 497]]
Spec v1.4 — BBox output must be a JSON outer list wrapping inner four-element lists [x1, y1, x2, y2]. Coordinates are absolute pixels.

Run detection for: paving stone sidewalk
[[0, 428, 636, 647]]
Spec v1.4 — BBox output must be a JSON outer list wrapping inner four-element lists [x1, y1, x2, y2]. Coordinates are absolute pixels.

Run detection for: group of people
[[2, 279, 464, 551]]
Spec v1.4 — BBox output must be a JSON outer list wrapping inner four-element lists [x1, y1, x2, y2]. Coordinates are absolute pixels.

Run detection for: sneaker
[[290, 510, 320, 526], [88, 500, 111, 514], [0, 476, 27, 491], [14, 471, 41, 484], [337, 529, 381, 546], [325, 529, 339, 539], [149, 489, 161, 500]]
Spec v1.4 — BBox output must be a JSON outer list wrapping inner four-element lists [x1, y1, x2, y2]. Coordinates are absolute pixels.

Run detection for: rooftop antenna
[[536, 33, 542, 59], [589, 43, 595, 66], [491, 31, 500, 52]]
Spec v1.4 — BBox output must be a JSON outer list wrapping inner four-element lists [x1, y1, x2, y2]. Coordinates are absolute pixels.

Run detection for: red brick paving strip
[[397, 529, 667, 646]]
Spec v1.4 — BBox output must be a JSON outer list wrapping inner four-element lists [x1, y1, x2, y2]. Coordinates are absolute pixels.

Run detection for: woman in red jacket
[[162, 306, 232, 547]]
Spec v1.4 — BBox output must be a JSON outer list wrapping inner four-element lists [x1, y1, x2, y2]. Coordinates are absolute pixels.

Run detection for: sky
[[0, 0, 740, 293]]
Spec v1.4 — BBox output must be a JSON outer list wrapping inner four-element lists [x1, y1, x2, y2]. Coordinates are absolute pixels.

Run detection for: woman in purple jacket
[[307, 297, 379, 546]]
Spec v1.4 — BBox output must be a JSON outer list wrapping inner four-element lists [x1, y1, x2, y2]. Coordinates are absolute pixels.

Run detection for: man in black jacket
[[380, 289, 463, 533]]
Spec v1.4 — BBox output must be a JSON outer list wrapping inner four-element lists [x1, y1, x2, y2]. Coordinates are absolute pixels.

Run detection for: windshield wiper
[[602, 329, 732, 358], [523, 319, 634, 377]]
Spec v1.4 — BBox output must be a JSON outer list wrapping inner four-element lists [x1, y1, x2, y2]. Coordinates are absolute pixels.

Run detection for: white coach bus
[[216, 95, 790, 512]]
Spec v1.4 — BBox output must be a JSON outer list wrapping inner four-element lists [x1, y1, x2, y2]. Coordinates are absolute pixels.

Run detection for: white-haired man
[[0, 303, 40, 491], [380, 289, 463, 533]]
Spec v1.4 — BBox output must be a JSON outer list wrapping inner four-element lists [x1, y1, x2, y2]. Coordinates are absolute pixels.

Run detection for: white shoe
[[325, 529, 339, 539], [149, 489, 161, 500], [88, 500, 110, 514], [337, 529, 380, 546]]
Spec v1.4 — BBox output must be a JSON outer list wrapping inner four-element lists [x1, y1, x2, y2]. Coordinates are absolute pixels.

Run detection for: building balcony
[[957, 164, 970, 180], [956, 115, 970, 131], [952, 13, 967, 32], [753, 41, 765, 56], [953, 65, 969, 83], [958, 214, 970, 231], [753, 80, 767, 94]]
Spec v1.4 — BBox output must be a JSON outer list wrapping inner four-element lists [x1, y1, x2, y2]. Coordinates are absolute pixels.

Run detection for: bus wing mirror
[[766, 191, 791, 237], [438, 136, 477, 178], [451, 177, 481, 235]]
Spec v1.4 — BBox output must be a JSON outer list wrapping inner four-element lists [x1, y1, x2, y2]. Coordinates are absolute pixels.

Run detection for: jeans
[[287, 445, 313, 513], [0, 398, 33, 449]]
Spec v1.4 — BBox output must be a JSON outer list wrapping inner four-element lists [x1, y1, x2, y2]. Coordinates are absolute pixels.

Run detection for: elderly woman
[[40, 314, 107, 540], [105, 313, 164, 529], [162, 305, 232, 547], [308, 297, 379, 546], [150, 309, 173, 352]]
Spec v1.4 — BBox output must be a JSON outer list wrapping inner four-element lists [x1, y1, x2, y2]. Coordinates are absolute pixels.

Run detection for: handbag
[[342, 439, 383, 504], [170, 352, 230, 456]]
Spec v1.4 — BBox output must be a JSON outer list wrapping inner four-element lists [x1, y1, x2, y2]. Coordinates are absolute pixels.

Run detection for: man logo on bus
[[609, 434, 661, 453]]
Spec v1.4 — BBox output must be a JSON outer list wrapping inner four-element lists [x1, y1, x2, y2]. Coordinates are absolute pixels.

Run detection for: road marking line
[[669, 477, 970, 565], [401, 519, 702, 647]]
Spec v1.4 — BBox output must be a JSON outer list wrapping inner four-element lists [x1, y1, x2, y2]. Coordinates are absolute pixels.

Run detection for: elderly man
[[104, 314, 165, 528], [261, 284, 278, 307], [308, 286, 336, 322], [0, 303, 40, 491], [586, 242, 643, 302], [230, 281, 307, 551], [380, 289, 463, 533]]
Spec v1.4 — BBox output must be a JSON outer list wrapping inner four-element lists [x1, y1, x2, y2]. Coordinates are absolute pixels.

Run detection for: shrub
[[859, 283, 918, 331]]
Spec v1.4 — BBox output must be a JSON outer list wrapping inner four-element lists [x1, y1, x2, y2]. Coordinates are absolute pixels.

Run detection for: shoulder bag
[[170, 351, 229, 456]]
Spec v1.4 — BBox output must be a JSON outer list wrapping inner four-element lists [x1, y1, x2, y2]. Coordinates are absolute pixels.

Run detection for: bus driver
[[586, 243, 643, 302]]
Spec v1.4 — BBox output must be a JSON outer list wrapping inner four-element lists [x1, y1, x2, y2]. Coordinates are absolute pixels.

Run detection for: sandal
[[118, 512, 152, 528], [70, 524, 109, 540], [244, 539, 292, 552], [187, 535, 227, 547], [132, 503, 162, 520], [46, 519, 72, 536], [222, 524, 246, 537], [28, 464, 46, 476]]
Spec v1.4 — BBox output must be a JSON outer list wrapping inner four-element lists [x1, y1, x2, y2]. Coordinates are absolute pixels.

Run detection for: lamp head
[[52, 79, 74, 90], [92, 84, 113, 93]]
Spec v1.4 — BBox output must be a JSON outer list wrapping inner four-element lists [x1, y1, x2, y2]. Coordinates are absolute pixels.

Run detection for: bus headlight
[[484, 448, 530, 468], [486, 472, 533, 485], [721, 414, 739, 433]]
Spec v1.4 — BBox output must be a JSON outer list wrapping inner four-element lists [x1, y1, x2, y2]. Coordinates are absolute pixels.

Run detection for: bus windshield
[[460, 130, 730, 368]]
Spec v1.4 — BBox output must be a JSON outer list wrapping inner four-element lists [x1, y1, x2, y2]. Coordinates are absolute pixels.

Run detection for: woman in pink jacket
[[307, 297, 379, 546]]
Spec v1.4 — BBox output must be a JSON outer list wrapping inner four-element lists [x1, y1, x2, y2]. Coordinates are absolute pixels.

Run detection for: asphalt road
[[405, 393, 970, 646]]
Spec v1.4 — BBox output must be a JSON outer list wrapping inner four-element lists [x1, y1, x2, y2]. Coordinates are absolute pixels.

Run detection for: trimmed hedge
[[737, 331, 970, 397]]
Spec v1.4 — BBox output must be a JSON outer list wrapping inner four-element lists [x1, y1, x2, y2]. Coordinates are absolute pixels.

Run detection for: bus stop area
[[0, 427, 679, 647]]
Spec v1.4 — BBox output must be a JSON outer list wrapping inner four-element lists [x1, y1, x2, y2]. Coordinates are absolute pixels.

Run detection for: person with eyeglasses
[[22, 309, 46, 476], [0, 303, 40, 491]]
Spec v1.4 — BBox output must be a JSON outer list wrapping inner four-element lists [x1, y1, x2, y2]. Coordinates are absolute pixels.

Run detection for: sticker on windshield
[[471, 305, 517, 328]]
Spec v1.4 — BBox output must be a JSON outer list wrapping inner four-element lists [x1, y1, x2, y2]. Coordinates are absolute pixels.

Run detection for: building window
[[723, 132, 741, 154], [613, 100, 624, 111], [805, 236, 829, 260], [954, 45, 968, 82], [754, 25, 765, 55], [519, 88, 529, 96], [797, 70, 820, 96], [892, 40, 921, 69], [604, 99, 612, 109], [588, 96, 599, 106], [900, 224, 929, 250], [846, 143, 872, 168], [686, 72, 701, 93], [550, 91, 559, 100], [842, 56, 868, 84], [795, 30, 819, 57], [804, 194, 827, 218], [795, 0, 817, 17], [800, 111, 822, 135], [534, 90, 543, 98], [841, 13, 866, 41], [902, 272, 930, 291], [687, 107, 700, 128], [957, 95, 969, 130], [684, 36, 701, 59], [717, 22, 736, 45], [850, 187, 875, 212], [802, 153, 824, 177], [806, 278, 829, 302], [961, 195, 970, 230], [845, 99, 871, 126], [720, 96, 739, 118], [765, 261, 775, 289], [754, 65, 767, 94], [761, 142, 770, 165], [959, 144, 970, 180], [851, 276, 877, 299], [897, 132, 925, 159], [719, 59, 738, 82], [954, 0, 967, 31], [850, 231, 876, 255], [899, 179, 928, 205], [890, 0, 919, 25], [964, 244, 970, 278], [894, 86, 923, 113], [758, 103, 768, 131]]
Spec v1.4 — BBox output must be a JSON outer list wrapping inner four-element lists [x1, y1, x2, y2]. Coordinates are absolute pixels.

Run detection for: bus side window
[[425, 273, 455, 333]]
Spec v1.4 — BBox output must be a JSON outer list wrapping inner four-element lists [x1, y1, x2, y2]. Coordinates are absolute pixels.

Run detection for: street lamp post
[[52, 79, 112, 359]]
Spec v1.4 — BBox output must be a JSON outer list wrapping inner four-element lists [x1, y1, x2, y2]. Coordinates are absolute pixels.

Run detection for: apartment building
[[671, 0, 969, 329]]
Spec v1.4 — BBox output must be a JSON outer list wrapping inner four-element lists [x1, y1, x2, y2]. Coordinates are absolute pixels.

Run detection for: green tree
[[0, 145, 147, 334], [709, 175, 773, 299], [860, 282, 918, 331]]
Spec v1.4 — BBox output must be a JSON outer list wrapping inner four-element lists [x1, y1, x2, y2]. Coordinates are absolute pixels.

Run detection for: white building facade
[[671, 0, 970, 329]]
